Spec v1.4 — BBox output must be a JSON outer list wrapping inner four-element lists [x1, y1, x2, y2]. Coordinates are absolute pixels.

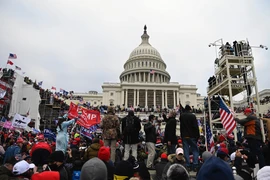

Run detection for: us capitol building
[[73, 26, 204, 109]]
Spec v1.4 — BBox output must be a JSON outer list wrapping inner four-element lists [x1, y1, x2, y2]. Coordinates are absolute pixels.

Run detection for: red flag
[[7, 60, 13, 65], [68, 102, 101, 128], [51, 86, 56, 90]]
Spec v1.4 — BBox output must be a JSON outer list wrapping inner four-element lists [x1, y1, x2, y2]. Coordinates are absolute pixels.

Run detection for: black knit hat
[[114, 160, 134, 178], [49, 151, 65, 162]]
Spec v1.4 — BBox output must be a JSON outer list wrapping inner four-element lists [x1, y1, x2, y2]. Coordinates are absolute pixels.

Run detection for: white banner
[[12, 113, 31, 129]]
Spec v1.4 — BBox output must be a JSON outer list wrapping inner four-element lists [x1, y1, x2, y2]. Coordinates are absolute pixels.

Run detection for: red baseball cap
[[161, 153, 168, 159], [244, 108, 252, 114]]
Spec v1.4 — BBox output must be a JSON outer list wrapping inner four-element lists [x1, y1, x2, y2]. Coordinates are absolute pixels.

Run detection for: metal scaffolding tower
[[207, 39, 267, 142]]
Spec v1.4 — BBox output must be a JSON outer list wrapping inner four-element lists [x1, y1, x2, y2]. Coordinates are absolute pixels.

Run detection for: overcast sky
[[0, 0, 269, 99]]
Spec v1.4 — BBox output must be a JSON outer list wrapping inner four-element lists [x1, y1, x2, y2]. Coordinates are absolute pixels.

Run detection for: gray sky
[[0, 0, 269, 98]]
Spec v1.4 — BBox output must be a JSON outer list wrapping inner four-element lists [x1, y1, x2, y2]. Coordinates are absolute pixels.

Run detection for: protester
[[12, 160, 35, 179], [31, 171, 60, 180], [155, 153, 168, 180], [163, 110, 177, 155], [234, 108, 265, 169], [180, 105, 200, 172], [56, 116, 77, 154], [46, 150, 71, 180], [197, 156, 234, 180], [83, 138, 102, 161], [98, 146, 114, 180], [122, 110, 141, 160], [80, 157, 107, 180], [3, 137, 24, 164], [144, 114, 157, 169], [0, 157, 17, 180], [166, 164, 190, 180], [100, 106, 120, 163]]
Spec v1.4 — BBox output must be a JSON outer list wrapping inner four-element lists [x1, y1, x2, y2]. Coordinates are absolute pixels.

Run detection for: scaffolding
[[207, 39, 266, 142]]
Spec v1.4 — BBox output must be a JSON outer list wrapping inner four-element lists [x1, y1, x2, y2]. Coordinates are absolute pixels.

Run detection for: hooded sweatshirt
[[80, 157, 107, 180], [197, 156, 234, 180]]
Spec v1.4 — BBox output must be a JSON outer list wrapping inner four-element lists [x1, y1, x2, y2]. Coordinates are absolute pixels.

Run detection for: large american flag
[[206, 121, 215, 153], [219, 96, 236, 135]]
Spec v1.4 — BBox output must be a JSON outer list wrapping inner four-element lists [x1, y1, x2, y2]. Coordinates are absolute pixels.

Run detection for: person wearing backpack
[[122, 110, 141, 161]]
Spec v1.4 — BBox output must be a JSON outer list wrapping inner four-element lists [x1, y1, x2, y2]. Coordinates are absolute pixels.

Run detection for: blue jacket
[[3, 145, 21, 164]]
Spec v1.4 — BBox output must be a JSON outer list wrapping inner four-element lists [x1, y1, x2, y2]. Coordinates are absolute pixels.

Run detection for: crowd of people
[[0, 105, 270, 180]]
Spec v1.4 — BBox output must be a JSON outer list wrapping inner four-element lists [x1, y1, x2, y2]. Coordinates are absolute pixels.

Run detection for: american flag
[[206, 121, 215, 153], [60, 88, 64, 92], [150, 69, 155, 74], [15, 66, 21, 70], [38, 81, 43, 86], [9, 53, 17, 59], [219, 96, 236, 135]]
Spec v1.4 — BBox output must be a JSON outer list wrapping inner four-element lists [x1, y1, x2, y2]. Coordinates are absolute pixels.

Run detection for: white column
[[162, 90, 164, 108], [133, 89, 136, 107], [153, 90, 156, 108], [145, 90, 148, 108], [148, 73, 150, 83], [165, 90, 168, 108], [125, 89, 128, 108], [139, 72, 141, 82], [121, 90, 124, 106], [134, 73, 137, 82], [137, 89, 140, 107], [176, 90, 179, 106], [173, 90, 176, 109], [144, 72, 146, 82]]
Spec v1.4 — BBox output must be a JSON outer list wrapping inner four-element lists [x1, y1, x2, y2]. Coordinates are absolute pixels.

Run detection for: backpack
[[124, 116, 135, 134], [72, 170, 81, 180]]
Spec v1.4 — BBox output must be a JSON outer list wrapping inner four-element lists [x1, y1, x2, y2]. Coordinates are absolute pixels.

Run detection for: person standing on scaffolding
[[234, 108, 265, 169]]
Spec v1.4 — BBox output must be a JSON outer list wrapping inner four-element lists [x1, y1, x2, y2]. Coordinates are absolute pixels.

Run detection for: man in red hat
[[30, 134, 52, 170], [3, 137, 24, 163], [234, 108, 265, 169]]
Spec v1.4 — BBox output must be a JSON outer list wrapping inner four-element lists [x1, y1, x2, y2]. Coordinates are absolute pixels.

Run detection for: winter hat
[[49, 151, 65, 162], [37, 134, 44, 140], [185, 105, 192, 111], [16, 137, 24, 143], [114, 160, 134, 178], [80, 157, 107, 180], [107, 106, 115, 114], [13, 160, 35, 175], [217, 147, 229, 157], [176, 148, 184, 155], [244, 108, 252, 114], [257, 166, 270, 180], [166, 164, 189, 180], [31, 171, 60, 180], [161, 153, 168, 159], [202, 151, 212, 162], [197, 156, 234, 180], [98, 146, 110, 162]]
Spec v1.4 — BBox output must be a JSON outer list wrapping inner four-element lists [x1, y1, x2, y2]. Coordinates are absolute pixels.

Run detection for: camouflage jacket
[[100, 114, 120, 140]]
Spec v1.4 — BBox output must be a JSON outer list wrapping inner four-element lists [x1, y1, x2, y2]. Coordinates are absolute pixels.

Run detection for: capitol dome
[[120, 25, 170, 83]]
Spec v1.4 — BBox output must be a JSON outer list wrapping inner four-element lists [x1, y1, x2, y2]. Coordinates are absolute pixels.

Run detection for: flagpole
[[204, 110, 208, 151]]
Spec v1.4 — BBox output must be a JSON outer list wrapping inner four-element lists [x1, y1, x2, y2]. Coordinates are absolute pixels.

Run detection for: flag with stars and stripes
[[219, 96, 236, 135], [206, 121, 215, 153]]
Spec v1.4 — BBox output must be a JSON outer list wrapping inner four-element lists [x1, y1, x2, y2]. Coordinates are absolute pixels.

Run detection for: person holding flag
[[234, 108, 265, 169], [55, 114, 78, 154]]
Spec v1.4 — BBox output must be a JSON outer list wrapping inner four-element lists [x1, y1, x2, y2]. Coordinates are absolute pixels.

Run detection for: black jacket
[[121, 115, 141, 144], [163, 115, 177, 144], [144, 122, 157, 143], [180, 112, 200, 139], [103, 161, 114, 180], [155, 159, 168, 180]]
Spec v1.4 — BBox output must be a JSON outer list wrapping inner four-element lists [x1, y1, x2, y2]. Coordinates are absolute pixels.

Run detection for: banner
[[44, 129, 56, 141], [3, 121, 13, 129], [12, 113, 31, 129], [80, 125, 99, 139], [68, 102, 101, 128]]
